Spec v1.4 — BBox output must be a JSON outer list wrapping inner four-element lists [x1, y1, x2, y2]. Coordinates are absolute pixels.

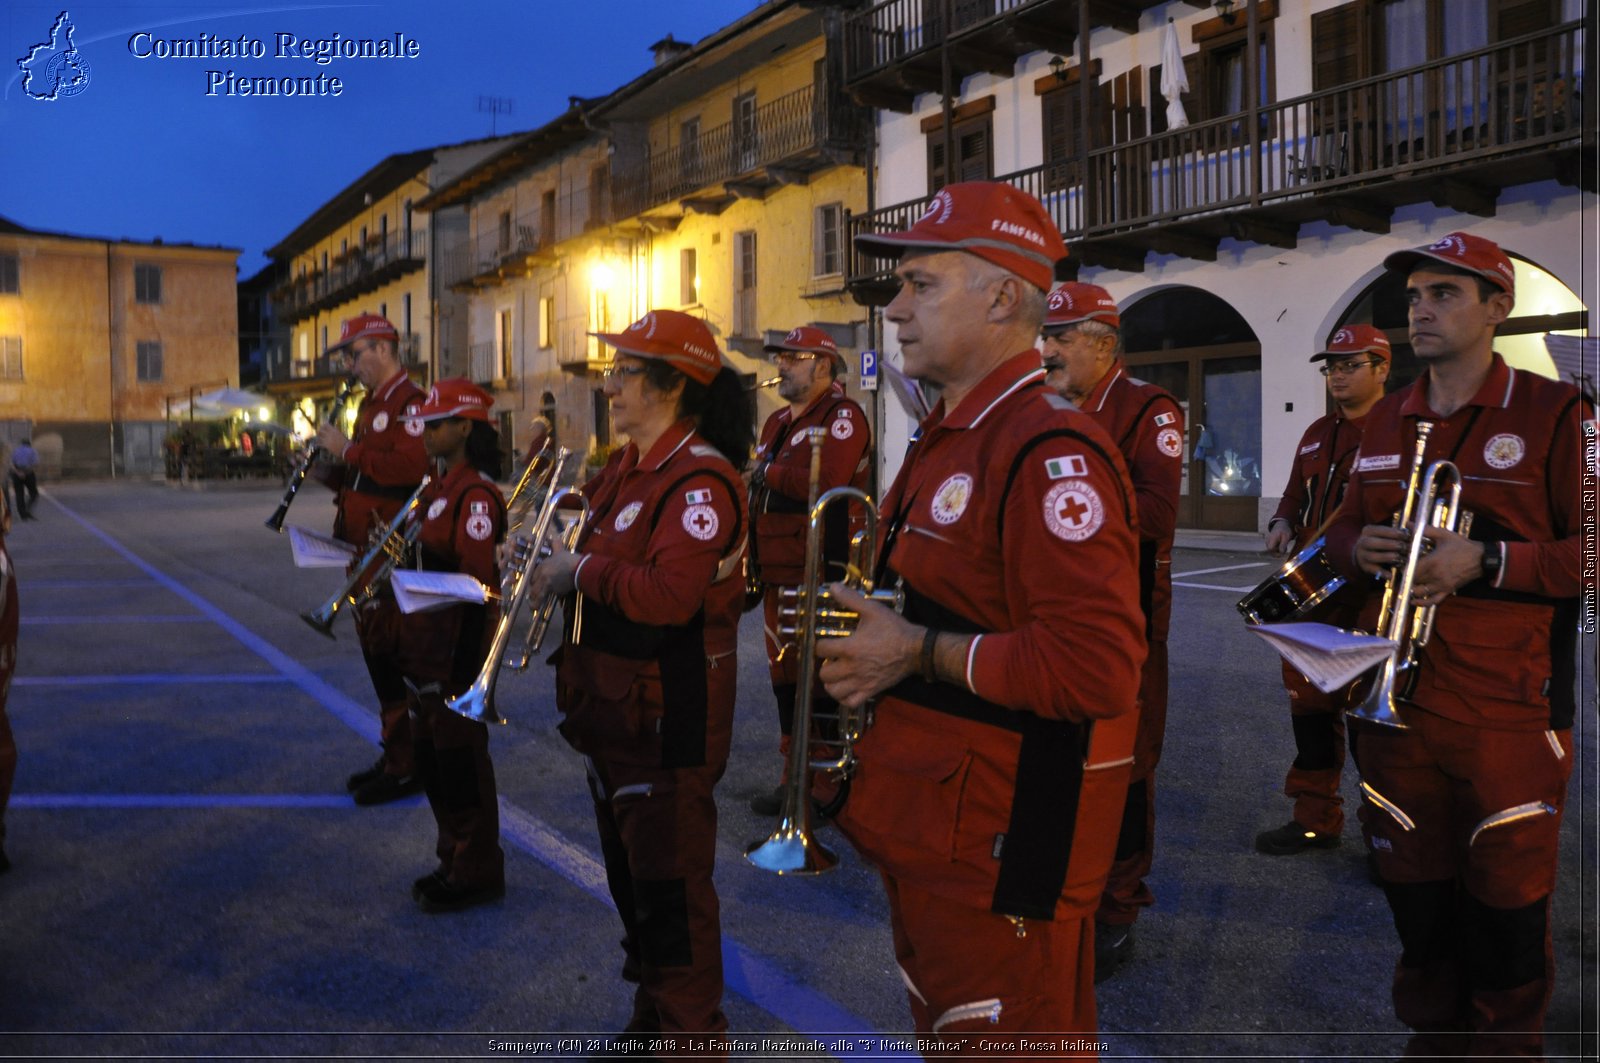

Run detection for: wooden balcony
[[848, 21, 1590, 296], [272, 228, 428, 324], [610, 82, 869, 221], [841, 0, 1143, 113]]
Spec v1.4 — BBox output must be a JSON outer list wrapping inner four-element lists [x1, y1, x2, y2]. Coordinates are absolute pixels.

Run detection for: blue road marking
[[12, 793, 386, 809], [42, 495, 894, 1048], [15, 673, 287, 686], [23, 615, 207, 625]]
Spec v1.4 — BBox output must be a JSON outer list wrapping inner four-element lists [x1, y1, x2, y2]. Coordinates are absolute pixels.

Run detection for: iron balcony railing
[[439, 210, 550, 288], [849, 21, 1586, 282], [611, 82, 866, 217], [273, 228, 429, 320], [842, 0, 1062, 86]]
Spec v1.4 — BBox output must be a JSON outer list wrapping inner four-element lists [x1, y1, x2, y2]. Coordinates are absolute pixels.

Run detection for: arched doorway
[[1334, 254, 1589, 390], [1122, 287, 1263, 531]]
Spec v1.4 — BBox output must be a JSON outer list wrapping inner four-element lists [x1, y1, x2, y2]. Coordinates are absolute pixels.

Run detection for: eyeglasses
[[770, 351, 820, 364], [1319, 359, 1380, 377], [602, 365, 649, 382]]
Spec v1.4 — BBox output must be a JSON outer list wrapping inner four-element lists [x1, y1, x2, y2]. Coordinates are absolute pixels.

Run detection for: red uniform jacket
[[1270, 409, 1368, 624], [556, 422, 748, 768], [1076, 363, 1184, 641], [328, 370, 428, 546], [835, 352, 1146, 921], [751, 385, 872, 586], [399, 463, 506, 693], [1326, 355, 1592, 731]]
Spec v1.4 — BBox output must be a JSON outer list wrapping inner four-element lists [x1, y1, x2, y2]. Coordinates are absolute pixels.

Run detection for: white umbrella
[[192, 386, 263, 411], [1161, 18, 1190, 130]]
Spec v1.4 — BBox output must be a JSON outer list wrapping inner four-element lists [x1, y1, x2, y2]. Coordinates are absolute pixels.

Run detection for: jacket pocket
[[1428, 599, 1547, 705]]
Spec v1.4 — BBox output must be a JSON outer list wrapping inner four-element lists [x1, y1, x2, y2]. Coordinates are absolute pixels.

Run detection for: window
[[1312, 0, 1558, 85], [733, 232, 757, 337], [924, 100, 995, 191], [136, 340, 163, 381], [0, 254, 17, 294], [734, 92, 759, 171], [134, 264, 162, 304], [0, 337, 21, 379], [539, 296, 556, 349], [498, 211, 512, 254], [593, 387, 611, 447], [680, 248, 699, 305], [680, 117, 702, 184], [541, 190, 556, 244], [402, 293, 412, 337], [1150, 16, 1275, 134], [813, 204, 844, 277], [498, 309, 513, 380], [588, 164, 609, 228]]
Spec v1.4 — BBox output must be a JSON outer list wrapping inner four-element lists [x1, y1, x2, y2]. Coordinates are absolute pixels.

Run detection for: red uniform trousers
[[1279, 594, 1362, 836], [0, 542, 17, 857], [1353, 714, 1571, 1059], [1097, 639, 1165, 924], [354, 596, 414, 779], [883, 873, 1097, 1059], [409, 685, 503, 891]]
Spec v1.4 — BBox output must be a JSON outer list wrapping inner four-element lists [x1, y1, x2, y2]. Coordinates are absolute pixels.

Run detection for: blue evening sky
[[0, 1, 762, 276]]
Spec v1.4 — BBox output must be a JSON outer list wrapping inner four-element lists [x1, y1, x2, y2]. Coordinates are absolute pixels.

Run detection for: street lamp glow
[[590, 261, 614, 288]]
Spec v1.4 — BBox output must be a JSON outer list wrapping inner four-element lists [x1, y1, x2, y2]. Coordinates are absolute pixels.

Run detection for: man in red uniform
[[1256, 325, 1390, 856], [1326, 232, 1592, 1059], [313, 314, 430, 805], [1039, 281, 1183, 981], [746, 325, 872, 815], [0, 489, 16, 874], [819, 183, 1145, 1050]]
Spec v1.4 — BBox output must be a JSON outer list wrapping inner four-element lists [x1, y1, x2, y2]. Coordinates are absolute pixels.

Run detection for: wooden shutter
[[1312, 2, 1369, 90], [1491, 0, 1559, 40]]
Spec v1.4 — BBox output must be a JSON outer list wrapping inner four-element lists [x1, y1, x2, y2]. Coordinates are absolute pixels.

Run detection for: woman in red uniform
[[528, 310, 752, 1045], [399, 379, 508, 913]]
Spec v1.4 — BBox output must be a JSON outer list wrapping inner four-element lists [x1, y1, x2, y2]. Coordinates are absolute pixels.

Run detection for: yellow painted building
[[0, 216, 238, 477]]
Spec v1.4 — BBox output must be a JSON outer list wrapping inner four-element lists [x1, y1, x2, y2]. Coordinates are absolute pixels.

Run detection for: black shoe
[[352, 772, 423, 806], [416, 877, 504, 913], [345, 756, 386, 793], [1255, 820, 1341, 856], [411, 870, 445, 901], [1093, 920, 1134, 983], [749, 784, 785, 816]]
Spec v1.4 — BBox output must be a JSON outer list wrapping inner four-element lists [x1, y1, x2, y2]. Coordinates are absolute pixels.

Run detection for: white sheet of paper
[[881, 356, 931, 423], [1249, 622, 1396, 694], [288, 525, 358, 568], [390, 570, 491, 614]]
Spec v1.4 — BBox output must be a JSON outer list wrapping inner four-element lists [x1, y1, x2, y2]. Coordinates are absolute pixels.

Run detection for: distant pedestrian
[[10, 439, 39, 521]]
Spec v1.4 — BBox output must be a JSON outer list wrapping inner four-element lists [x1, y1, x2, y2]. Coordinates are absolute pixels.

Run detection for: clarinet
[[265, 376, 358, 532]]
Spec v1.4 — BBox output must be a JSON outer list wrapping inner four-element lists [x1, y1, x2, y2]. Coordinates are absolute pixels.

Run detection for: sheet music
[[1249, 622, 1396, 694], [1543, 334, 1599, 398], [881, 355, 931, 423], [288, 525, 358, 568], [390, 570, 491, 614]]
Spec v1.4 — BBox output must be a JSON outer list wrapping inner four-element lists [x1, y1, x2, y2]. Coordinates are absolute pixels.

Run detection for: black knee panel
[[632, 877, 692, 968], [1464, 893, 1548, 991], [1290, 712, 1341, 771], [432, 746, 481, 811], [1114, 778, 1148, 861], [1382, 879, 1457, 967]]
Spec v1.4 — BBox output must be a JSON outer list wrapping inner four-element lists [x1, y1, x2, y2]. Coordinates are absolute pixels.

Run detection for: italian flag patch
[[685, 488, 713, 505]]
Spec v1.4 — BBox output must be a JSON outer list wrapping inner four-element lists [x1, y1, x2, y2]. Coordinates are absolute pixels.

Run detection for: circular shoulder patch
[[427, 498, 448, 521], [929, 473, 973, 526], [831, 417, 854, 441], [682, 504, 719, 541], [465, 514, 493, 541], [1157, 427, 1183, 458], [404, 405, 424, 437], [613, 500, 643, 532], [1482, 433, 1525, 470], [371, 411, 389, 433], [1043, 480, 1105, 542]]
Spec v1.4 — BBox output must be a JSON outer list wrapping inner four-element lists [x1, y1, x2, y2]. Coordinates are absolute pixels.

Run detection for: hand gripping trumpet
[[266, 376, 359, 532], [746, 427, 901, 875], [1347, 420, 1472, 729], [445, 480, 590, 725], [301, 476, 431, 638]]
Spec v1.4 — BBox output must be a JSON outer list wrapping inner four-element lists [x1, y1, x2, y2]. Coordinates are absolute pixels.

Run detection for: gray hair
[[965, 256, 1048, 331], [1070, 318, 1124, 357]]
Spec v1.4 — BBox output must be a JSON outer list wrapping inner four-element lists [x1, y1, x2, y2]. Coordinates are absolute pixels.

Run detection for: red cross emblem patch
[[1042, 480, 1104, 541]]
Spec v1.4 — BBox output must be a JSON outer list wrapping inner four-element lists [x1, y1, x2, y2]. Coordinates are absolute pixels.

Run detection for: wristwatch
[[1479, 541, 1502, 584]]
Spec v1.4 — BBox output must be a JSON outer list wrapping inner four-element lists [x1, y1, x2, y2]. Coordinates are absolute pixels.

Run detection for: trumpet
[[746, 427, 900, 876], [1348, 420, 1472, 729], [301, 476, 431, 638], [266, 376, 358, 532], [445, 476, 590, 725], [504, 440, 561, 537]]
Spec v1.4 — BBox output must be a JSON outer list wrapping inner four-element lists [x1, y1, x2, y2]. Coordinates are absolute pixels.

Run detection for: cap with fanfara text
[[764, 325, 847, 374], [1310, 324, 1392, 364], [1043, 282, 1121, 331], [853, 181, 1068, 292], [407, 378, 494, 423], [1383, 231, 1515, 298], [591, 310, 724, 385], [325, 313, 399, 354]]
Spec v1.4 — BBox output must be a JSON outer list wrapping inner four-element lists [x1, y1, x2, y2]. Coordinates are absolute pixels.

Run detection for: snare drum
[[1236, 535, 1346, 625]]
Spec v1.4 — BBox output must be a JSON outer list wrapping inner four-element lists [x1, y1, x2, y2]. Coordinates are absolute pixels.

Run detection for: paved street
[[0, 479, 1594, 1061]]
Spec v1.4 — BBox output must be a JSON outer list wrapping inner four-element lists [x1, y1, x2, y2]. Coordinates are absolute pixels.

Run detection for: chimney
[[649, 34, 691, 67]]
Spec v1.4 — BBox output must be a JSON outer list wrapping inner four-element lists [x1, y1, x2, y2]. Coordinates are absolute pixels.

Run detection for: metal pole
[[940, 0, 955, 185]]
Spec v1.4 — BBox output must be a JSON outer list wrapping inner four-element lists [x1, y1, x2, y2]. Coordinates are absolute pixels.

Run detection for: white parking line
[[1173, 561, 1272, 579]]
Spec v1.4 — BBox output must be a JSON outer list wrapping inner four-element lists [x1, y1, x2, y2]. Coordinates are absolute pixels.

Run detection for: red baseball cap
[[408, 378, 494, 423], [1383, 231, 1516, 298], [764, 326, 847, 375], [1311, 324, 1392, 364], [854, 181, 1068, 292], [591, 310, 723, 386], [326, 313, 399, 354], [1042, 282, 1121, 331]]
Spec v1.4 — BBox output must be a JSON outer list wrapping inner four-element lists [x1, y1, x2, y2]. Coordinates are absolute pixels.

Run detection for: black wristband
[[920, 627, 940, 684], [1480, 541, 1502, 584]]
